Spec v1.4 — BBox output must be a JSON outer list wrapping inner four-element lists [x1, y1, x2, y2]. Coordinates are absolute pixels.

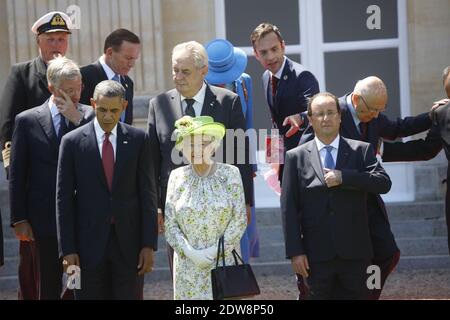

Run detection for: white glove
[[203, 245, 218, 261], [182, 239, 215, 268]]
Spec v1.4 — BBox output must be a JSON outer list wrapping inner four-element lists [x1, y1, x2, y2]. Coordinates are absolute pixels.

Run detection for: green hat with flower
[[174, 116, 226, 150]]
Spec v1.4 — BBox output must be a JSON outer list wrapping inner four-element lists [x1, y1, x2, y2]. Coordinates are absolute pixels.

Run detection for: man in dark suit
[[9, 56, 94, 299], [251, 22, 320, 178], [0, 17, 71, 288], [251, 22, 319, 298], [298, 76, 435, 299], [79, 29, 140, 126], [0, 11, 73, 176], [382, 67, 450, 254], [281, 92, 392, 299], [147, 41, 253, 271], [57, 80, 157, 299]]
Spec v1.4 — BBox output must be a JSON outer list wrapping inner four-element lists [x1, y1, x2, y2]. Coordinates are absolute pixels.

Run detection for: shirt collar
[[180, 81, 207, 105], [315, 134, 340, 151], [99, 55, 118, 81], [271, 56, 287, 79], [347, 93, 361, 127], [48, 96, 60, 117], [94, 117, 118, 140]]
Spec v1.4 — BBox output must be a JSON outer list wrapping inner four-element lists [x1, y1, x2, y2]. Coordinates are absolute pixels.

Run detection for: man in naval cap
[[0, 11, 73, 300]]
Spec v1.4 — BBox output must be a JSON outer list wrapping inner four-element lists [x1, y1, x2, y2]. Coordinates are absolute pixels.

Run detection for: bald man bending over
[[299, 76, 437, 299]]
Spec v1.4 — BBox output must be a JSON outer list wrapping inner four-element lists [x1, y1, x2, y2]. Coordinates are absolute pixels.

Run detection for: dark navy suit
[[382, 101, 449, 253], [282, 137, 391, 299], [80, 61, 134, 125], [56, 121, 158, 299], [299, 93, 432, 299], [262, 57, 319, 153], [0, 57, 51, 150]]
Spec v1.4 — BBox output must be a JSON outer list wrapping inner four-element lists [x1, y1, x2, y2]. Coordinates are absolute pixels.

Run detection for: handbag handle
[[215, 236, 225, 268], [215, 236, 245, 267]]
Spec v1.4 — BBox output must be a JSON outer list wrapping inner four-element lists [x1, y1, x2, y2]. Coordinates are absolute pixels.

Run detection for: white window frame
[[215, 0, 414, 202]]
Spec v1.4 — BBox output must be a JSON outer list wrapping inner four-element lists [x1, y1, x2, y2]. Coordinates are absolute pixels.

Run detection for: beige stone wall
[[0, 0, 10, 93], [407, 0, 450, 115], [160, 0, 216, 90], [0, 0, 165, 96]]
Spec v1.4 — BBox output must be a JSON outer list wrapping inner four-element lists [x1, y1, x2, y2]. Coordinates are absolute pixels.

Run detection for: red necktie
[[102, 132, 114, 191], [271, 75, 278, 104]]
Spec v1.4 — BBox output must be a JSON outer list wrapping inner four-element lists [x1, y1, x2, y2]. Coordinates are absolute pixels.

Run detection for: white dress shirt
[[180, 82, 207, 116], [270, 56, 287, 80], [94, 117, 117, 161], [99, 55, 119, 81], [315, 135, 340, 169]]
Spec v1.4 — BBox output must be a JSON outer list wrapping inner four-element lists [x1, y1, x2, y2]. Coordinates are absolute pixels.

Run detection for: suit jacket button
[[330, 211, 335, 216]]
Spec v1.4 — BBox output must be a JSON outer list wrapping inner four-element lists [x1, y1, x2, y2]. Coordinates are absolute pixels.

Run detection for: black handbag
[[211, 236, 260, 300]]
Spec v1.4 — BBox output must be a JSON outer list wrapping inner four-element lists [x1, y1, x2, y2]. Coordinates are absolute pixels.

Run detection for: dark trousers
[[18, 237, 63, 300], [75, 227, 138, 300], [370, 250, 400, 300], [0, 209, 4, 267], [367, 200, 400, 299], [307, 257, 370, 300], [167, 243, 175, 277]]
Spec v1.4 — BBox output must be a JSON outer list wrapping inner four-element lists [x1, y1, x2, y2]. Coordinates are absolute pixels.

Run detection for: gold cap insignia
[[50, 14, 66, 27]]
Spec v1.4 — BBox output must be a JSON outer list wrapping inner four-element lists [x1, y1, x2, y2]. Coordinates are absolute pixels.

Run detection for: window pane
[[225, 0, 300, 47], [324, 49, 400, 119], [322, 0, 398, 42]]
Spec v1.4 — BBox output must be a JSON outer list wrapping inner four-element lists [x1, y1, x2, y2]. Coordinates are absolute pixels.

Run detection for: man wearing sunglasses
[[298, 76, 437, 299]]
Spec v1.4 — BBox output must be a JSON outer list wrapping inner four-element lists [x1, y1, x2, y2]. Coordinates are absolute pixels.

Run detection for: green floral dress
[[164, 163, 247, 300]]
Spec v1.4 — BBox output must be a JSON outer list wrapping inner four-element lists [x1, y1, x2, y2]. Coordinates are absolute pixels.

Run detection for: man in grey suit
[[9, 56, 94, 299], [147, 41, 253, 271], [281, 92, 391, 299]]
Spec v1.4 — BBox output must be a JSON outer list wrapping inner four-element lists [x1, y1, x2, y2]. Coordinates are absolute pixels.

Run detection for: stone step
[[254, 220, 448, 247], [2, 221, 447, 260], [2, 201, 445, 240], [0, 275, 18, 292], [1, 233, 167, 256], [254, 236, 449, 263], [255, 201, 446, 227], [141, 254, 450, 285], [3, 239, 18, 258]]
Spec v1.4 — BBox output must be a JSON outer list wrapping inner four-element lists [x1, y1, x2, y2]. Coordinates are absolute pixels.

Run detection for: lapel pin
[[283, 75, 288, 80], [123, 141, 128, 144]]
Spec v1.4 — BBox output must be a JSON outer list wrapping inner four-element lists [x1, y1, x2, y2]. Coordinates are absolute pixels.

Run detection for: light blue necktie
[[112, 74, 126, 122], [324, 146, 335, 169]]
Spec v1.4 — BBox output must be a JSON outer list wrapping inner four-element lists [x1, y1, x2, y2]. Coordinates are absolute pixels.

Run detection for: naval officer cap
[[31, 11, 73, 35]]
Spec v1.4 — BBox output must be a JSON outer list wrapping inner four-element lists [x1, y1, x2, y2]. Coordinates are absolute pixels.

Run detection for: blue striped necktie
[[324, 146, 335, 169]]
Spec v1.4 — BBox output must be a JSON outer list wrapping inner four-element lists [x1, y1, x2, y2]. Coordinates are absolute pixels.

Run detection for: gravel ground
[[1, 268, 449, 300], [142, 269, 450, 300]]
